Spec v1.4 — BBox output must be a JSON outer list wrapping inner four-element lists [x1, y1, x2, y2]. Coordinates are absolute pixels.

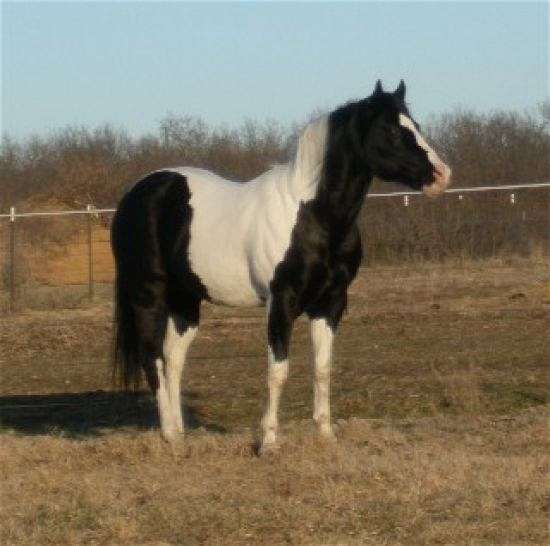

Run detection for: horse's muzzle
[[423, 162, 452, 198]]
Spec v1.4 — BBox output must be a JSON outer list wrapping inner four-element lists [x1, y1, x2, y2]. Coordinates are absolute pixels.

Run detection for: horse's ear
[[373, 79, 383, 96], [394, 79, 406, 101]]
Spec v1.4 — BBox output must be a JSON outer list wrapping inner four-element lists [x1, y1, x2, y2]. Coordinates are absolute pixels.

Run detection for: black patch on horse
[[268, 85, 435, 361], [111, 170, 208, 389]]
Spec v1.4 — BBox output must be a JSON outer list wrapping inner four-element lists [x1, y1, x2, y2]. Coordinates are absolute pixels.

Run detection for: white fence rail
[[1, 182, 549, 219], [1, 182, 549, 313]]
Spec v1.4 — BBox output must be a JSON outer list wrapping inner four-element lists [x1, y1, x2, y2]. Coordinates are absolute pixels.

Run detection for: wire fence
[[1, 182, 549, 313]]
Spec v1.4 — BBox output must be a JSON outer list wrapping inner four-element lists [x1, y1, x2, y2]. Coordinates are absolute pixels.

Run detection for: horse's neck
[[316, 155, 372, 232], [273, 115, 371, 233]]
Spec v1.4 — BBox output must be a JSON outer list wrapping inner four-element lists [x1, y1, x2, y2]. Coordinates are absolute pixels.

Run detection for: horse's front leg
[[310, 318, 336, 441], [308, 289, 347, 442], [261, 293, 295, 452]]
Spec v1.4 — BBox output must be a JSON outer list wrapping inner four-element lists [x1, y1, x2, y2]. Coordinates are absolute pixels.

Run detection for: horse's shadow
[[0, 390, 226, 438]]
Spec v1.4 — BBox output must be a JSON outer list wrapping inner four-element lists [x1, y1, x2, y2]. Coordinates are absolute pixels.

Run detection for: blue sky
[[2, 1, 548, 140]]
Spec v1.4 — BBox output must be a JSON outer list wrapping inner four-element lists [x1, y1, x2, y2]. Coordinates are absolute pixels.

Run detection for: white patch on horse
[[155, 358, 174, 442], [163, 317, 197, 437], [261, 347, 289, 450], [311, 318, 335, 440], [168, 117, 328, 307], [399, 113, 451, 196]]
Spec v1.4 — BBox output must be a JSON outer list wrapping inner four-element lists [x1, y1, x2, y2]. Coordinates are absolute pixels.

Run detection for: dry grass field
[[1, 260, 549, 544]]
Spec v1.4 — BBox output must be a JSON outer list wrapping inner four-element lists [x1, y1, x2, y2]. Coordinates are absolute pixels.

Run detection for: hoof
[[161, 429, 184, 444], [317, 426, 337, 444], [320, 432, 337, 444], [258, 441, 280, 456]]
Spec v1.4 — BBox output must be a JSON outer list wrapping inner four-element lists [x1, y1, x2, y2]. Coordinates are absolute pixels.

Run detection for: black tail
[[112, 271, 145, 390], [111, 170, 201, 391]]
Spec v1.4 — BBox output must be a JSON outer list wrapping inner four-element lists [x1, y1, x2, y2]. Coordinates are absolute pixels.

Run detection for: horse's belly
[[189, 247, 264, 307], [186, 204, 268, 307]]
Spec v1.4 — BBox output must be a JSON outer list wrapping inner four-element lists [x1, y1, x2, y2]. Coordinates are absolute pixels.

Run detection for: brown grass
[[1, 262, 549, 544], [1, 410, 548, 545]]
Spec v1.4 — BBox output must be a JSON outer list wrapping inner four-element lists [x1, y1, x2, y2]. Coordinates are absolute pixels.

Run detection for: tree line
[[1, 103, 548, 209]]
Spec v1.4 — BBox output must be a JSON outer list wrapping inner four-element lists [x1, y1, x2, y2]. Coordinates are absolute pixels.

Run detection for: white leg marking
[[155, 357, 174, 442], [262, 347, 288, 450], [311, 318, 335, 440], [163, 317, 197, 436]]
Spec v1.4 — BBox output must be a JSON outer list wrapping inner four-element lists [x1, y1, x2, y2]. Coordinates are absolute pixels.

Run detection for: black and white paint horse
[[111, 81, 451, 451]]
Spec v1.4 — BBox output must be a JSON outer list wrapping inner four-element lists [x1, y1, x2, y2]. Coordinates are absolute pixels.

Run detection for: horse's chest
[[270, 213, 362, 310]]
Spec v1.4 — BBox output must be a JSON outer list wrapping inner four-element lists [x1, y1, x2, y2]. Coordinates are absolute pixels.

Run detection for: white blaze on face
[[399, 114, 452, 197]]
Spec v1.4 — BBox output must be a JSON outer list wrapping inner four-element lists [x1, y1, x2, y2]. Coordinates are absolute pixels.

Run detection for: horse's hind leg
[[163, 312, 198, 438], [155, 293, 201, 440], [131, 303, 177, 441], [153, 358, 173, 439]]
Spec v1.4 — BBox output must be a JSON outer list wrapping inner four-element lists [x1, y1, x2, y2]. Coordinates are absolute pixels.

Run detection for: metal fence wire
[[1, 182, 549, 313]]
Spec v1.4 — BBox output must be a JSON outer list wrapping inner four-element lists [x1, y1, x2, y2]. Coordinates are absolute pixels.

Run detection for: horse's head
[[360, 80, 451, 197]]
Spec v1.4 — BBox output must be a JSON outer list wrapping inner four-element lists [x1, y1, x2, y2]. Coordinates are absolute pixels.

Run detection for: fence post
[[8, 206, 16, 313], [86, 204, 94, 300]]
